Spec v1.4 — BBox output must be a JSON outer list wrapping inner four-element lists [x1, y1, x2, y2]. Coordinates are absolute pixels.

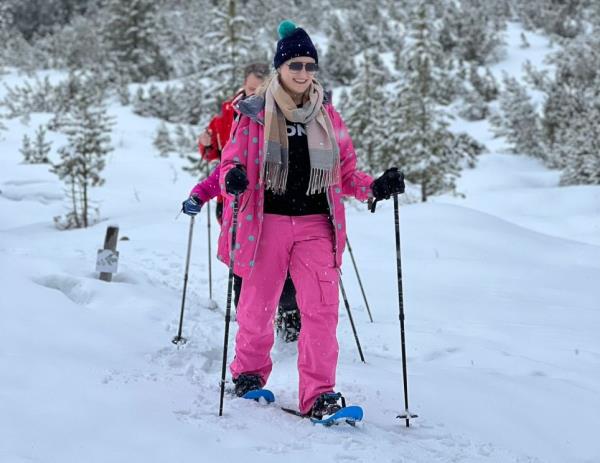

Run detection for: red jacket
[[198, 90, 244, 162]]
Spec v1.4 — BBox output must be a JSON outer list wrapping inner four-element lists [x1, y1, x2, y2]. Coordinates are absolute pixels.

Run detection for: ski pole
[[206, 163, 214, 307], [338, 272, 365, 363], [392, 193, 417, 427], [219, 193, 240, 416], [345, 235, 374, 323], [172, 215, 195, 346]]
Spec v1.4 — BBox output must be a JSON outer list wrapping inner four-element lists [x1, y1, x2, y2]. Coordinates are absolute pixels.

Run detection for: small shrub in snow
[[21, 125, 52, 164], [2, 76, 57, 118], [153, 122, 174, 157], [51, 80, 114, 229], [458, 91, 489, 121]]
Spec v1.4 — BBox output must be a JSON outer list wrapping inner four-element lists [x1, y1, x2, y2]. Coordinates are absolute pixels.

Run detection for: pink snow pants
[[230, 213, 340, 414]]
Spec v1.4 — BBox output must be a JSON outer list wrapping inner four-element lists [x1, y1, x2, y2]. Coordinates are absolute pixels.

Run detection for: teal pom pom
[[278, 20, 297, 39]]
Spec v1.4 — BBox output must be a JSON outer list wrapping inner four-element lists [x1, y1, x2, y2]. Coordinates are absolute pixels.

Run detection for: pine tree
[[102, 0, 170, 82], [178, 77, 207, 126], [490, 74, 545, 159], [153, 122, 174, 157], [514, 0, 584, 38], [174, 124, 197, 158], [458, 90, 488, 121], [323, 16, 357, 86], [20, 134, 36, 164], [438, 0, 505, 64], [33, 125, 52, 163], [51, 80, 114, 229], [0, 2, 11, 68], [20, 124, 55, 161], [339, 50, 390, 174], [558, 104, 600, 186], [182, 127, 209, 178], [386, 2, 477, 201], [469, 65, 499, 102], [203, 0, 253, 109]]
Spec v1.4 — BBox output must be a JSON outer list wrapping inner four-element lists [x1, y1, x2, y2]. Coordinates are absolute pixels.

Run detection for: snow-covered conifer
[[51, 79, 114, 228], [102, 0, 170, 82], [339, 50, 390, 174], [385, 2, 482, 201], [490, 74, 545, 160], [153, 122, 174, 157]]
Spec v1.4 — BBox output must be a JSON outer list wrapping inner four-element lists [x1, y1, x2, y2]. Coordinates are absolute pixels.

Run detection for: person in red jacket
[[198, 63, 269, 166], [198, 63, 270, 219], [184, 63, 301, 342]]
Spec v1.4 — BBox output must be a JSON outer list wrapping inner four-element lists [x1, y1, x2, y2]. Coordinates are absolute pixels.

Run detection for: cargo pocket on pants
[[317, 269, 339, 306]]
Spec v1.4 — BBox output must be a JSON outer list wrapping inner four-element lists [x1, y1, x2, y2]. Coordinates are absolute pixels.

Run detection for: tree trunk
[[71, 177, 81, 228], [82, 169, 88, 228], [229, 0, 237, 93]]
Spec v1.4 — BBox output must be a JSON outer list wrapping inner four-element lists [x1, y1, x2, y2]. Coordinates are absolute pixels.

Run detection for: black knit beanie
[[273, 20, 318, 69]]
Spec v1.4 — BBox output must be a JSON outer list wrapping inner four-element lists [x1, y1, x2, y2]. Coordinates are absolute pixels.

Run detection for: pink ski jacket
[[217, 95, 373, 277]]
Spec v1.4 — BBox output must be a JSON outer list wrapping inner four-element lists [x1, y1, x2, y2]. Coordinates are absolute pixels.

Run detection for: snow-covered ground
[[2, 24, 600, 463]]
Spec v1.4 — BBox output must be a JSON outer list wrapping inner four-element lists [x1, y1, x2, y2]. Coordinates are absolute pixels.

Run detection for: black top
[[263, 119, 329, 216]]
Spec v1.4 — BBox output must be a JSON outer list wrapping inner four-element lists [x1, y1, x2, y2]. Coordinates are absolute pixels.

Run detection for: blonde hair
[[256, 70, 319, 98], [256, 70, 279, 97]]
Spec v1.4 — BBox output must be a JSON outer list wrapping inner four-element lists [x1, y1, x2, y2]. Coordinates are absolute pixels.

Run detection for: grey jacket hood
[[235, 90, 333, 125]]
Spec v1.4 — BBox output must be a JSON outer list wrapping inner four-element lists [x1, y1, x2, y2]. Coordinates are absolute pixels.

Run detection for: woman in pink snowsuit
[[218, 21, 405, 419]]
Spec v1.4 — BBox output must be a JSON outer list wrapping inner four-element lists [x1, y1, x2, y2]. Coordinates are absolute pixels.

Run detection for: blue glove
[[182, 196, 202, 216]]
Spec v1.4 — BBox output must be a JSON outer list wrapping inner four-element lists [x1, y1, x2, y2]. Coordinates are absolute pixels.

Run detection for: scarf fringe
[[264, 161, 289, 195], [307, 164, 341, 195]]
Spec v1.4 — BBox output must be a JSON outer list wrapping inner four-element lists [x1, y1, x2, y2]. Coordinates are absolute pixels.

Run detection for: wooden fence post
[[98, 225, 119, 282]]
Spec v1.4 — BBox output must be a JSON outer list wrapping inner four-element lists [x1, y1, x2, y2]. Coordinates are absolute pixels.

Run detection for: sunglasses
[[286, 62, 319, 74]]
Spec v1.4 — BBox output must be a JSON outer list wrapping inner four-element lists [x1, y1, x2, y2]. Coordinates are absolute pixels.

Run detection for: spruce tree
[[102, 0, 170, 82], [0, 2, 11, 68], [20, 134, 36, 164], [179, 77, 207, 126], [203, 0, 253, 109], [153, 122, 174, 157], [559, 109, 600, 186], [439, 0, 505, 65], [490, 74, 545, 159], [33, 125, 52, 164], [386, 2, 475, 201], [51, 80, 114, 229], [339, 50, 390, 174], [323, 16, 357, 86]]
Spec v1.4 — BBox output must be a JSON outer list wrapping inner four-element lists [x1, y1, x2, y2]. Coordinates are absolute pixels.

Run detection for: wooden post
[[100, 225, 119, 282]]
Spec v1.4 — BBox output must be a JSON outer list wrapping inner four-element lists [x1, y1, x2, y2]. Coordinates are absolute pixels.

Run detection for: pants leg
[[229, 215, 291, 384], [288, 215, 339, 414]]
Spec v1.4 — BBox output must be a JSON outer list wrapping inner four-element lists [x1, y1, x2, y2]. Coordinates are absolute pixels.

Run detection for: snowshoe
[[233, 374, 275, 403], [281, 392, 362, 426]]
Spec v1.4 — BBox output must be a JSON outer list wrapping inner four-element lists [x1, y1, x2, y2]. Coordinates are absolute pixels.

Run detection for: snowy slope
[[2, 24, 600, 463]]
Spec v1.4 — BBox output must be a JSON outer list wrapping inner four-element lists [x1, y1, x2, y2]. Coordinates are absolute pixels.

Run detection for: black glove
[[369, 167, 405, 212], [225, 166, 248, 195]]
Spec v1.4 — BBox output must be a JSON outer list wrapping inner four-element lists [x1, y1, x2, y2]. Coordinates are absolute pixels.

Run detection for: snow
[[2, 26, 600, 463]]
